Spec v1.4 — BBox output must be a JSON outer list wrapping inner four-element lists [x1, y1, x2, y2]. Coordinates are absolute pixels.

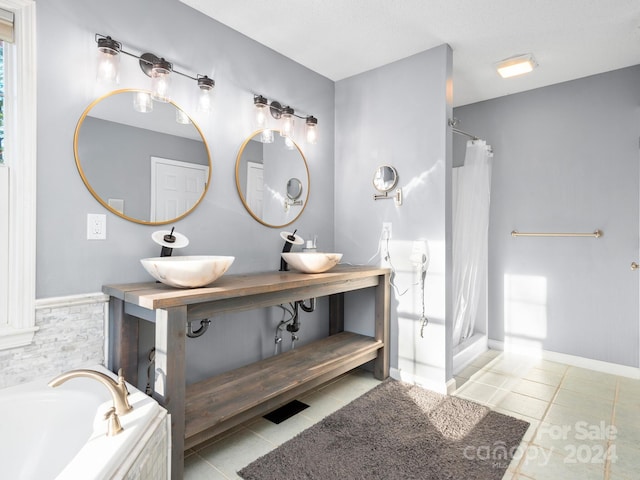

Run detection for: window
[[1, 40, 5, 164], [0, 0, 36, 350]]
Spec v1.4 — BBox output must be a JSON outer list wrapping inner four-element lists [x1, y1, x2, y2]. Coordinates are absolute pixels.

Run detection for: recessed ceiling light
[[495, 54, 538, 78]]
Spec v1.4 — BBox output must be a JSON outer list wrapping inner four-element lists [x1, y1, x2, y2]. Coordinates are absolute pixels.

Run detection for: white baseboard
[[390, 367, 455, 394], [453, 333, 488, 375], [488, 339, 640, 380]]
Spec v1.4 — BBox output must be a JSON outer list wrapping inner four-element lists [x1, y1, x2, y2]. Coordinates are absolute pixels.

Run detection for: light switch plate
[[87, 213, 106, 240]]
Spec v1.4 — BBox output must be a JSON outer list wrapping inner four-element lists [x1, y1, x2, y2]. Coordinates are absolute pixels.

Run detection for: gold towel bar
[[511, 230, 602, 238]]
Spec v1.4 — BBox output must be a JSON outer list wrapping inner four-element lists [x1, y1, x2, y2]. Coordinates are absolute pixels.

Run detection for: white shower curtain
[[452, 139, 493, 347]]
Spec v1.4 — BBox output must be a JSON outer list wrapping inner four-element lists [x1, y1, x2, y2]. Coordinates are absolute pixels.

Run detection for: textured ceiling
[[180, 0, 640, 106]]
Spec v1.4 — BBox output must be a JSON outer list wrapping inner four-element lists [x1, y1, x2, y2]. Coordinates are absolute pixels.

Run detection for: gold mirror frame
[[235, 129, 310, 228], [73, 88, 212, 225]]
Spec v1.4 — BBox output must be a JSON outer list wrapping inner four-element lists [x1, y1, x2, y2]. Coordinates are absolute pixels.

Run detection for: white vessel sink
[[281, 252, 343, 274], [140, 255, 235, 288]]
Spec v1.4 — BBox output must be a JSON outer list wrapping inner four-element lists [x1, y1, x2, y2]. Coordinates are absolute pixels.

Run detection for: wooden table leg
[[374, 272, 390, 380], [153, 307, 186, 480], [329, 293, 344, 335], [107, 297, 139, 385]]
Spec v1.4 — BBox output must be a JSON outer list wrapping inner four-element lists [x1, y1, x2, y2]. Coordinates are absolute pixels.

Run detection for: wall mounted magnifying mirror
[[373, 165, 403, 206], [287, 178, 303, 200], [373, 165, 398, 192], [74, 89, 211, 225], [235, 129, 310, 228]]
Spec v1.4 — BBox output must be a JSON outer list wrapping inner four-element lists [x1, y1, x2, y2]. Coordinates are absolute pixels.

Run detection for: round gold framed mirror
[[235, 129, 310, 228], [74, 89, 212, 225]]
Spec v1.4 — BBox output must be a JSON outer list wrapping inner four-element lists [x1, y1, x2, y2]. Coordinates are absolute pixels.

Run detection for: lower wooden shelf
[[184, 331, 383, 449]]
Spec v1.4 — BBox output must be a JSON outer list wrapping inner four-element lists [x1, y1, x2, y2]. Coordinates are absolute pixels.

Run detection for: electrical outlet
[[87, 213, 106, 240], [382, 222, 392, 240]]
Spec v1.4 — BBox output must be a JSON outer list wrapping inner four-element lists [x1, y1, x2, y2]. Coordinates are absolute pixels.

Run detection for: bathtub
[[0, 365, 168, 479]]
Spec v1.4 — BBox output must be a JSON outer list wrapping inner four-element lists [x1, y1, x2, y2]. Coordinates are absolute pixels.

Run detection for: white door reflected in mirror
[[150, 157, 209, 222]]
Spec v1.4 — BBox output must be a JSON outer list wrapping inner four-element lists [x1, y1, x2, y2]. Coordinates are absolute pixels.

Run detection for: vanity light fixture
[[260, 129, 275, 144], [133, 91, 153, 113], [175, 108, 191, 125], [146, 55, 172, 102], [280, 106, 295, 137], [260, 128, 275, 143], [305, 116, 318, 144], [495, 53, 538, 78], [95, 34, 215, 109], [284, 136, 296, 150], [96, 36, 121, 84], [253, 94, 319, 144], [253, 95, 269, 128], [197, 76, 215, 113]]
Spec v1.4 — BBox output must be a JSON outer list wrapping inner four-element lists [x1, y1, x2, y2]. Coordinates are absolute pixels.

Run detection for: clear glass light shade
[[198, 88, 213, 113], [284, 136, 295, 150], [280, 113, 295, 137], [151, 66, 172, 102], [305, 122, 318, 144], [254, 103, 268, 129], [175, 109, 191, 125], [260, 129, 274, 144], [133, 91, 153, 113], [96, 47, 120, 84]]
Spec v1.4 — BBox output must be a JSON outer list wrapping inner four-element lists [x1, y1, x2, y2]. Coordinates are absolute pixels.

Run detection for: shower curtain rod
[[451, 127, 480, 141], [448, 118, 492, 152], [452, 127, 493, 153]]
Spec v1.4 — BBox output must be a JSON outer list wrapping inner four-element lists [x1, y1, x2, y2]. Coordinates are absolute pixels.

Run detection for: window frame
[[0, 0, 36, 350]]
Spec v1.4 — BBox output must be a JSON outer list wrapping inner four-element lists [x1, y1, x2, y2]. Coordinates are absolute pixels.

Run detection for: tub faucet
[[48, 368, 133, 416]]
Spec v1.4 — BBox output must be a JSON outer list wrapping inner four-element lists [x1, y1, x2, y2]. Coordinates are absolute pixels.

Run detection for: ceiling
[[180, 0, 640, 107]]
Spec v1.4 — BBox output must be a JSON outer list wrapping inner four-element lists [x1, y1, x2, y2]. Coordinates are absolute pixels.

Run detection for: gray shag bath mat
[[239, 378, 529, 480]]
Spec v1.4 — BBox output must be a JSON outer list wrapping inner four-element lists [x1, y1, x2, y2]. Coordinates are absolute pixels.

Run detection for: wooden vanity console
[[104, 265, 390, 480]]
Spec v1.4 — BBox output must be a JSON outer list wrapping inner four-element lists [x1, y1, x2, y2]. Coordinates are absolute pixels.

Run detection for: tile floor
[[183, 351, 640, 479]]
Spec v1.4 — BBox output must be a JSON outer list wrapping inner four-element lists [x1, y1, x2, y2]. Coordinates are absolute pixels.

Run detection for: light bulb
[[151, 58, 172, 103], [305, 116, 318, 144], [96, 36, 120, 85], [254, 95, 268, 129], [260, 129, 274, 144], [284, 136, 295, 150], [133, 91, 153, 113], [176, 108, 191, 125], [198, 89, 212, 113], [280, 106, 295, 137], [197, 76, 215, 113]]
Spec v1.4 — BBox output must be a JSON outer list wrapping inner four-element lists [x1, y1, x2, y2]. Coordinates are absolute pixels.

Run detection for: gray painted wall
[[453, 65, 640, 367], [37, 0, 637, 389], [36, 0, 335, 384], [335, 45, 454, 389], [37, 0, 335, 296]]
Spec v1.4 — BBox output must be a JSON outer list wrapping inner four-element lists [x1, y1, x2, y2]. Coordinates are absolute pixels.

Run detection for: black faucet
[[160, 227, 176, 257], [280, 229, 298, 271]]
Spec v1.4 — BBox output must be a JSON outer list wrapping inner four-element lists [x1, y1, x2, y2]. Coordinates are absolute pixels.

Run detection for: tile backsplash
[[0, 293, 107, 388]]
